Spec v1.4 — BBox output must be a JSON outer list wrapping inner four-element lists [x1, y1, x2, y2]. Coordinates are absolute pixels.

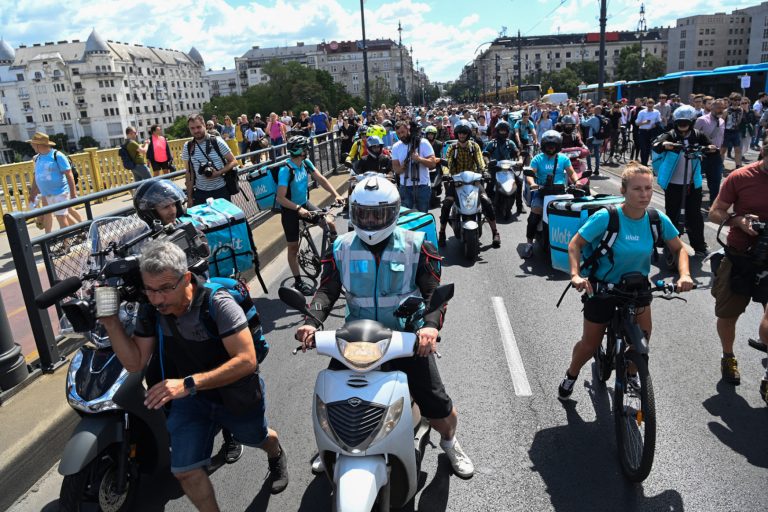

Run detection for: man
[[635, 98, 662, 166], [309, 105, 330, 136], [182, 114, 238, 207], [122, 126, 151, 183], [440, 120, 501, 248], [514, 111, 538, 157], [627, 97, 643, 160], [722, 92, 745, 168], [210, 114, 224, 134], [145, 124, 174, 176], [295, 174, 475, 479], [607, 103, 623, 162], [28, 132, 77, 234], [391, 120, 438, 213], [692, 95, 706, 118], [695, 98, 726, 203], [206, 120, 221, 138], [583, 105, 606, 175], [484, 120, 523, 216], [237, 115, 250, 155], [99, 241, 289, 511], [280, 110, 293, 127], [752, 92, 766, 150], [655, 94, 672, 129], [708, 135, 768, 404]]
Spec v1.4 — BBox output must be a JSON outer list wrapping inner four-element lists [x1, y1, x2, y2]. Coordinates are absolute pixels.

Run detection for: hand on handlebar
[[295, 325, 317, 352], [735, 213, 760, 237], [416, 327, 439, 357], [571, 275, 594, 296], [297, 207, 312, 219], [676, 275, 695, 292]]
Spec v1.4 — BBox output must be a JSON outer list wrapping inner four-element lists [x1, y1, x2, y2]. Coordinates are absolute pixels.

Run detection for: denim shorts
[[530, 190, 544, 209], [723, 129, 741, 149], [166, 377, 268, 473]]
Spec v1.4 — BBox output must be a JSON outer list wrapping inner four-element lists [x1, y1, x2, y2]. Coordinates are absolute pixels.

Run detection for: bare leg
[[174, 469, 220, 512], [429, 407, 458, 441], [717, 316, 738, 354], [286, 241, 300, 277]]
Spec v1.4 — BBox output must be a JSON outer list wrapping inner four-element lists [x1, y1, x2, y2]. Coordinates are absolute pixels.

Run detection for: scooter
[[444, 170, 486, 260], [489, 159, 523, 221], [279, 283, 455, 512]]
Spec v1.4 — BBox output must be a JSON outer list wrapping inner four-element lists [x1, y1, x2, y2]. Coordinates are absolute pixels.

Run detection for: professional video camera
[[748, 220, 768, 267]]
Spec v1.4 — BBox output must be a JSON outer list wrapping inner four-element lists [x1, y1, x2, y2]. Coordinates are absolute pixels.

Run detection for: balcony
[[73, 87, 85, 95], [22, 107, 33, 113], [18, 92, 29, 100]]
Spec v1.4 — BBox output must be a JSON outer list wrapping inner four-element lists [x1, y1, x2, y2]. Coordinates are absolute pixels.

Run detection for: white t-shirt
[[392, 138, 434, 186]]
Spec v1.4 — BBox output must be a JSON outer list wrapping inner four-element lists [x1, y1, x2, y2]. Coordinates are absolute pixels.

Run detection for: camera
[[749, 220, 768, 267], [198, 162, 217, 178]]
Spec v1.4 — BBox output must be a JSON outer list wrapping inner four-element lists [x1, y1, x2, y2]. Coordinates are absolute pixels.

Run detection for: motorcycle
[[279, 283, 455, 512], [488, 159, 524, 221], [35, 218, 207, 511], [444, 170, 487, 260], [561, 146, 592, 195]]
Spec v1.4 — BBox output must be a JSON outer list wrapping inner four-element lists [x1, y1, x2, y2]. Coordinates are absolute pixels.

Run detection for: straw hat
[[27, 132, 56, 146]]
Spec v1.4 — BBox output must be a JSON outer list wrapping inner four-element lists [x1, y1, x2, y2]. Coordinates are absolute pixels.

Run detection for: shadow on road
[[528, 368, 685, 512], [702, 380, 768, 469], [415, 453, 452, 512], [297, 474, 333, 511]]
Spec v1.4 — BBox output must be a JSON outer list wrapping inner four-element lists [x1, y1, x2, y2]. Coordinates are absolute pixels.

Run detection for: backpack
[[202, 277, 269, 363], [119, 142, 137, 170], [451, 141, 478, 172], [580, 205, 664, 279], [595, 115, 610, 140]]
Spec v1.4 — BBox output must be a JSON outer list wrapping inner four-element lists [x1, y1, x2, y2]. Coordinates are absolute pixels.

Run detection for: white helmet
[[350, 173, 401, 246]]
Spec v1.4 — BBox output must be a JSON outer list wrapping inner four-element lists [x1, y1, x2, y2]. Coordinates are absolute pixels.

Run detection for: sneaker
[[441, 439, 474, 479], [593, 169, 600, 176], [694, 248, 708, 258], [760, 378, 768, 406], [492, 231, 501, 248], [267, 445, 289, 494], [438, 231, 447, 248], [223, 437, 244, 464], [310, 453, 325, 475], [558, 373, 577, 401], [293, 280, 313, 296], [522, 243, 534, 259], [721, 356, 741, 385]]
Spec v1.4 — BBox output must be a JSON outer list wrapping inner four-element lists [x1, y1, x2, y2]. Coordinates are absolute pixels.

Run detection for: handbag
[[223, 168, 240, 195]]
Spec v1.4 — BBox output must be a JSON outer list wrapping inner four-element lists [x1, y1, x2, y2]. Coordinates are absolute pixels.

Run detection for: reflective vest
[[652, 145, 703, 190], [333, 227, 425, 331]]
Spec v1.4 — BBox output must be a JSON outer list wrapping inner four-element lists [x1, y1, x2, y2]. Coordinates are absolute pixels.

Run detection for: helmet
[[561, 115, 576, 126], [350, 174, 401, 246], [381, 119, 393, 129], [286, 135, 309, 156], [540, 130, 563, 155], [366, 135, 383, 148], [454, 120, 472, 137], [134, 179, 187, 227], [494, 120, 511, 136], [358, 125, 368, 137], [425, 125, 438, 136], [672, 105, 697, 128], [366, 124, 386, 139]]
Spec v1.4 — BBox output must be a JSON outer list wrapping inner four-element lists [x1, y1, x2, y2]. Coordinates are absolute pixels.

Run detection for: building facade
[[234, 43, 319, 94], [0, 30, 207, 162], [205, 68, 238, 98]]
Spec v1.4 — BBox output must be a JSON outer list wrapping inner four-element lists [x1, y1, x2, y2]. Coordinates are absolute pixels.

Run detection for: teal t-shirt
[[277, 158, 317, 207], [530, 153, 571, 187], [579, 206, 678, 283], [514, 119, 536, 140]]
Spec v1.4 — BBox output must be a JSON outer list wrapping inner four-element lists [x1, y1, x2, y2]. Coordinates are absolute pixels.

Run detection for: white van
[[541, 92, 569, 105]]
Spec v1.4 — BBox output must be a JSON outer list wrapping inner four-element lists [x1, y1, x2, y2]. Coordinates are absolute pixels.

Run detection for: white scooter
[[490, 159, 523, 221], [279, 284, 455, 512], [445, 170, 486, 260]]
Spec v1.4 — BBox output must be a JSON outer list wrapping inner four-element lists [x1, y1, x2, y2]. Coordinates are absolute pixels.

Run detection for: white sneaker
[[441, 439, 474, 479]]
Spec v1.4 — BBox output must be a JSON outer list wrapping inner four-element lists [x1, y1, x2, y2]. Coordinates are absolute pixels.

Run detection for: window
[[16, 73, 23, 81], [682, 50, 687, 59], [26, 115, 33, 123], [60, 112, 71, 121], [72, 68, 79, 75], [42, 113, 52, 122], [80, 111, 87, 118], [679, 60, 685, 69], [104, 108, 109, 116], [681, 30, 687, 38], [566, 51, 571, 58], [680, 41, 686, 49], [34, 71, 42, 80]]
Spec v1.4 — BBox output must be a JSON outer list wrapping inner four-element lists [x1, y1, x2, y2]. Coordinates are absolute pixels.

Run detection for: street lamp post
[[359, 0, 371, 122], [597, 0, 608, 101], [398, 21, 406, 104]]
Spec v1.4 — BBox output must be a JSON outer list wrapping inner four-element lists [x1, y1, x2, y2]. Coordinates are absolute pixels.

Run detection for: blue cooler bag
[[547, 195, 625, 274], [397, 207, 438, 247], [181, 199, 255, 278], [247, 167, 279, 211]]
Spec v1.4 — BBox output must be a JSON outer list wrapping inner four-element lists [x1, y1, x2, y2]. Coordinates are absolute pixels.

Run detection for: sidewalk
[[0, 172, 349, 511]]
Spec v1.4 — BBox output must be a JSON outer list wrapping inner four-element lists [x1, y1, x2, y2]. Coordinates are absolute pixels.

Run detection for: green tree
[[165, 116, 192, 139], [371, 77, 398, 110], [567, 61, 600, 85], [616, 44, 666, 81], [77, 136, 100, 149], [7, 141, 35, 159], [539, 68, 583, 98], [49, 133, 69, 151]]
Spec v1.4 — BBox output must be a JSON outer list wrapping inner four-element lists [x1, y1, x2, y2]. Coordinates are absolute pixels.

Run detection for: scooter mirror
[[523, 168, 536, 178], [278, 286, 311, 316], [581, 170, 593, 179], [394, 295, 425, 318], [427, 283, 455, 313]]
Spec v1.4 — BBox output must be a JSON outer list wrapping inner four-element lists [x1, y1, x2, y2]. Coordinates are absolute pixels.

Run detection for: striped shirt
[[182, 136, 232, 191]]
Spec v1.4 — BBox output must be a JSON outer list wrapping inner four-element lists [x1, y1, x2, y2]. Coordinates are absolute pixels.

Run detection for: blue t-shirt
[[579, 206, 678, 284], [530, 153, 571, 186], [34, 150, 71, 196], [515, 120, 536, 141], [278, 158, 317, 207], [310, 113, 329, 134]]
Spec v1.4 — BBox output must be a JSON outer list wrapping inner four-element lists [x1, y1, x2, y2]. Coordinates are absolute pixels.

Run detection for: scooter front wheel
[[464, 229, 480, 260], [59, 447, 138, 512]]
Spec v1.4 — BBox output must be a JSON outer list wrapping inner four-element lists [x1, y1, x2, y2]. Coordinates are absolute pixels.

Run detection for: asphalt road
[[11, 167, 768, 512]]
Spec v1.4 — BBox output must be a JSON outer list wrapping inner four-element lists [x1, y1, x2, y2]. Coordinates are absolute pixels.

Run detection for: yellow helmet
[[366, 124, 386, 139]]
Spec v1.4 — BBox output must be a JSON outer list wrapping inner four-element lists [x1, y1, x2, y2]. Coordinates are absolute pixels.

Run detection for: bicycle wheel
[[614, 350, 656, 482], [298, 228, 321, 278], [594, 328, 615, 383]]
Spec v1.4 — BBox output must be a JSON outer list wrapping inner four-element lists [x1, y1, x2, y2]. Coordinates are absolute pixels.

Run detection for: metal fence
[[3, 132, 342, 379]]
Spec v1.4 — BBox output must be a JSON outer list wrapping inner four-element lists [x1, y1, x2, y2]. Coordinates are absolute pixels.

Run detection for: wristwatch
[[183, 376, 197, 396]]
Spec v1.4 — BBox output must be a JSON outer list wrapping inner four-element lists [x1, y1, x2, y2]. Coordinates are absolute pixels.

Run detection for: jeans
[[130, 164, 152, 182], [702, 153, 724, 203], [638, 129, 653, 166], [399, 184, 431, 213], [664, 184, 706, 252], [752, 124, 762, 147], [587, 142, 602, 171]]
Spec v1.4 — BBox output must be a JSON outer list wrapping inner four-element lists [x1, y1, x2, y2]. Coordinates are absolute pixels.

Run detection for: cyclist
[[295, 174, 475, 479], [522, 130, 577, 259], [276, 136, 345, 296], [514, 111, 538, 162], [440, 120, 501, 248], [559, 163, 694, 400], [483, 120, 524, 216], [652, 104, 718, 257]]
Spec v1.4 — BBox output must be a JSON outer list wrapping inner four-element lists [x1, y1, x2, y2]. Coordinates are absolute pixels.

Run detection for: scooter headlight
[[336, 339, 389, 370], [315, 394, 334, 442], [370, 397, 405, 446]]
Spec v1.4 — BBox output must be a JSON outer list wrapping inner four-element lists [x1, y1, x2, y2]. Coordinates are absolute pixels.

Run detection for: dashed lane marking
[[491, 297, 532, 396]]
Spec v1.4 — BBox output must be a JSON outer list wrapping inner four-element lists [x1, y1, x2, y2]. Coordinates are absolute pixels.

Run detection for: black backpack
[[188, 137, 242, 196], [580, 205, 664, 279], [37, 150, 79, 185], [595, 115, 610, 140], [119, 143, 137, 170]]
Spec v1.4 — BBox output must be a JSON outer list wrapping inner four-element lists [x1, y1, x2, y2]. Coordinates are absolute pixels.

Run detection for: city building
[[738, 2, 768, 64], [0, 30, 208, 163], [234, 43, 319, 93], [468, 29, 668, 96], [205, 68, 238, 98]]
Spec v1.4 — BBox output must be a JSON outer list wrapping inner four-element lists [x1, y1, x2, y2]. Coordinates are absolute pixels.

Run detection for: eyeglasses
[[144, 274, 185, 297]]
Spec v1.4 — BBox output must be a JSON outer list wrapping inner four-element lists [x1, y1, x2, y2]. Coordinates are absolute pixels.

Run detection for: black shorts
[[280, 201, 319, 243], [582, 281, 651, 324], [328, 355, 453, 420]]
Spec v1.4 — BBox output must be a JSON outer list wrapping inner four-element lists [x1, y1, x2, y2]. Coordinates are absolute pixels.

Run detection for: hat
[[27, 132, 55, 146], [254, 113, 261, 118]]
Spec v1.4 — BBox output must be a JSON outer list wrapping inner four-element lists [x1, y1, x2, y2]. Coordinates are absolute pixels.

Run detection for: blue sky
[[0, 0, 756, 81]]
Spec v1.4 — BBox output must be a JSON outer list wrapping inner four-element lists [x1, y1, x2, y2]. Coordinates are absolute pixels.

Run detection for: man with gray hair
[[98, 240, 289, 510]]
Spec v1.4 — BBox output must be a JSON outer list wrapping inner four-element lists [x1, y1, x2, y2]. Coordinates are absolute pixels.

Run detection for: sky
[[0, 0, 757, 82]]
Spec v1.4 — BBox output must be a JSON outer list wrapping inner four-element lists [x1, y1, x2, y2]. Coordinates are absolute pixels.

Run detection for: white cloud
[[460, 14, 480, 28]]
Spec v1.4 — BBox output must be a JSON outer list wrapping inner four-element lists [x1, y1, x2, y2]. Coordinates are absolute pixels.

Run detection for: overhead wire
[[523, 0, 568, 36]]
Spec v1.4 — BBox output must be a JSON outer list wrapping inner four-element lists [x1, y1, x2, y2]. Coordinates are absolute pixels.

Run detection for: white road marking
[[491, 297, 532, 396]]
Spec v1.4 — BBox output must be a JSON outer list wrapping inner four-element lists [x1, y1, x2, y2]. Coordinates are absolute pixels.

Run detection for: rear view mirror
[[394, 296, 425, 318], [278, 286, 311, 316], [427, 284, 454, 313], [581, 170, 593, 179]]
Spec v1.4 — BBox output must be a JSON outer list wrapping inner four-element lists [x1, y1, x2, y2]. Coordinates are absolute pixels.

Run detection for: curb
[[0, 171, 349, 509]]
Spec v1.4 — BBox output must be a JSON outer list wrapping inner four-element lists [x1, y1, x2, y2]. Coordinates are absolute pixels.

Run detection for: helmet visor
[[351, 203, 399, 231]]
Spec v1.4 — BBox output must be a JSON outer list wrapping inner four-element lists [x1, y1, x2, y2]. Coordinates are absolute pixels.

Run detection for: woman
[[145, 124, 174, 176], [338, 117, 356, 159], [220, 116, 236, 141], [536, 107, 553, 140], [739, 97, 755, 162], [558, 163, 694, 400], [266, 112, 287, 156]]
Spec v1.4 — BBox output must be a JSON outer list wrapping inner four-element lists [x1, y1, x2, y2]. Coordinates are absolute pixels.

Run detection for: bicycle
[[297, 202, 344, 278], [590, 274, 695, 482]]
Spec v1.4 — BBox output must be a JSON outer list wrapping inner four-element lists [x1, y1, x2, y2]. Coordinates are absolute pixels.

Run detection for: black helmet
[[541, 130, 563, 155], [560, 115, 576, 126], [495, 120, 511, 136], [381, 119, 393, 129], [286, 135, 309, 156], [454, 120, 472, 137], [133, 179, 187, 227]]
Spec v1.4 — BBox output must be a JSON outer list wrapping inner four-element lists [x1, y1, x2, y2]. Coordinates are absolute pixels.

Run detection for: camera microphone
[[35, 276, 83, 309]]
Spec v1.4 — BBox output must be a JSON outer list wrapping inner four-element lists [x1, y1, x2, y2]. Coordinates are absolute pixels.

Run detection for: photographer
[[183, 114, 238, 207], [98, 241, 289, 510], [391, 120, 438, 213], [708, 137, 768, 405]]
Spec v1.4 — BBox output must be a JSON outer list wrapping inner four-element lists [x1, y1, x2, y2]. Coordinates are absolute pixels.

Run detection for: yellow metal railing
[[0, 137, 241, 230]]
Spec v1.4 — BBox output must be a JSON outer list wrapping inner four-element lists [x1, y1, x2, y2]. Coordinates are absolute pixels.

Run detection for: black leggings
[[526, 212, 542, 240], [440, 183, 496, 224], [664, 184, 706, 252]]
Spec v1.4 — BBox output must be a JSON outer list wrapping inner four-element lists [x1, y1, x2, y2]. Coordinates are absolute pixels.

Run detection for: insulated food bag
[[397, 207, 439, 248]]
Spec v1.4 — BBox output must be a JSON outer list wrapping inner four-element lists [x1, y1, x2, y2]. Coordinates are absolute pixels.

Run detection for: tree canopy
[[615, 44, 666, 82]]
